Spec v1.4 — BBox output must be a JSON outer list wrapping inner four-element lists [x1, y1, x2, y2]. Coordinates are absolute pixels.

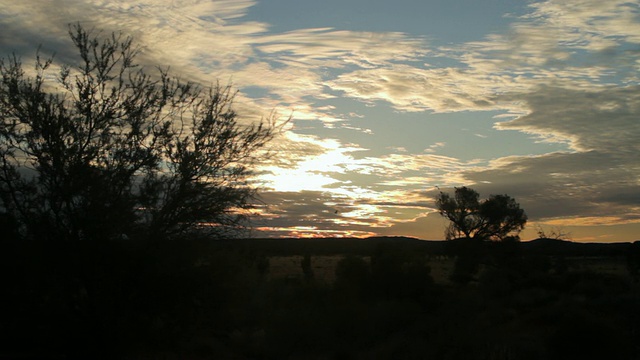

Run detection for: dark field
[[2, 237, 639, 359]]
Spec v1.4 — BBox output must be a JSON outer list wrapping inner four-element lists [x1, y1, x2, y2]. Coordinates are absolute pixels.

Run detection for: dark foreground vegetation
[[1, 24, 639, 359], [2, 236, 639, 359]]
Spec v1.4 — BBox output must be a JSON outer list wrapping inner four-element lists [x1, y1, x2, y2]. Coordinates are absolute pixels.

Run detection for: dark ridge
[[225, 237, 633, 257], [522, 238, 632, 257], [137, 236, 634, 258]]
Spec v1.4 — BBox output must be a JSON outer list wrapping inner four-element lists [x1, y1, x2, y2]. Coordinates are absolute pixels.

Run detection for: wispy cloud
[[423, 0, 640, 230], [2, 0, 639, 238]]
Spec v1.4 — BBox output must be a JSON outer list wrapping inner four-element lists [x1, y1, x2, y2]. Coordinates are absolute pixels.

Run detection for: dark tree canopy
[[0, 24, 281, 241], [436, 186, 527, 241]]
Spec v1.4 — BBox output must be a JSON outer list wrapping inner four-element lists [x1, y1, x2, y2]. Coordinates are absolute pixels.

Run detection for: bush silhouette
[[0, 24, 281, 242], [436, 186, 527, 241]]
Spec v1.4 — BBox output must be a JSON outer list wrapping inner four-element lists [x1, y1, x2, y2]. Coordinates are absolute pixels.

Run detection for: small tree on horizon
[[435, 186, 527, 241], [0, 24, 282, 241]]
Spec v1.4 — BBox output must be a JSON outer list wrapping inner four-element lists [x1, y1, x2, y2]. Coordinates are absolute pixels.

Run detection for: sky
[[1, 0, 639, 242]]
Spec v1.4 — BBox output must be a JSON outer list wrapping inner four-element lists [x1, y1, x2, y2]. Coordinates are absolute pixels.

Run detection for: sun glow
[[258, 135, 365, 193], [259, 168, 339, 192]]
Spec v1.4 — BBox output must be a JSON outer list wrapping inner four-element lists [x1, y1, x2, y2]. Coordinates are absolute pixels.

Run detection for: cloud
[[254, 191, 384, 237], [453, 83, 640, 227], [457, 150, 640, 225], [402, 0, 640, 232], [323, 0, 640, 115], [3, 0, 637, 119], [3, 0, 640, 240], [258, 0, 640, 237], [254, 188, 435, 238], [326, 65, 504, 113], [416, 84, 640, 230], [254, 28, 428, 68], [460, 0, 640, 77], [354, 153, 484, 188], [497, 85, 640, 153]]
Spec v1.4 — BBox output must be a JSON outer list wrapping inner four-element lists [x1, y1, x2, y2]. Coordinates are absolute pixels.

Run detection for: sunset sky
[[2, 0, 639, 242]]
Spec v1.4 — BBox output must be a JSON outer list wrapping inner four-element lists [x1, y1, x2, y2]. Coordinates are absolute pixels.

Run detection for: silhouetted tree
[[436, 186, 527, 241], [536, 225, 571, 240], [0, 24, 281, 241]]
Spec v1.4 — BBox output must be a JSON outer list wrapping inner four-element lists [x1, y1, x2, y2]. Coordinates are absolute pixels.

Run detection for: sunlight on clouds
[[257, 132, 365, 192], [543, 216, 640, 227], [355, 153, 484, 184], [259, 170, 339, 193], [458, 0, 640, 86], [327, 66, 503, 113], [233, 61, 325, 103], [255, 28, 428, 68], [340, 204, 429, 227], [3, 0, 640, 241], [255, 226, 376, 238], [340, 204, 387, 225], [527, 0, 640, 45]]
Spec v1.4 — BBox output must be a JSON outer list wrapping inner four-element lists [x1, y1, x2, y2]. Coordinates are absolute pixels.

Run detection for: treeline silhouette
[[2, 236, 639, 359]]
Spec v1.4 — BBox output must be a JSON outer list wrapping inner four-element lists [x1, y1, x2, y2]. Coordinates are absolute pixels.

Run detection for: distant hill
[[185, 236, 633, 256], [5, 233, 634, 259], [225, 236, 635, 257], [521, 238, 633, 257]]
